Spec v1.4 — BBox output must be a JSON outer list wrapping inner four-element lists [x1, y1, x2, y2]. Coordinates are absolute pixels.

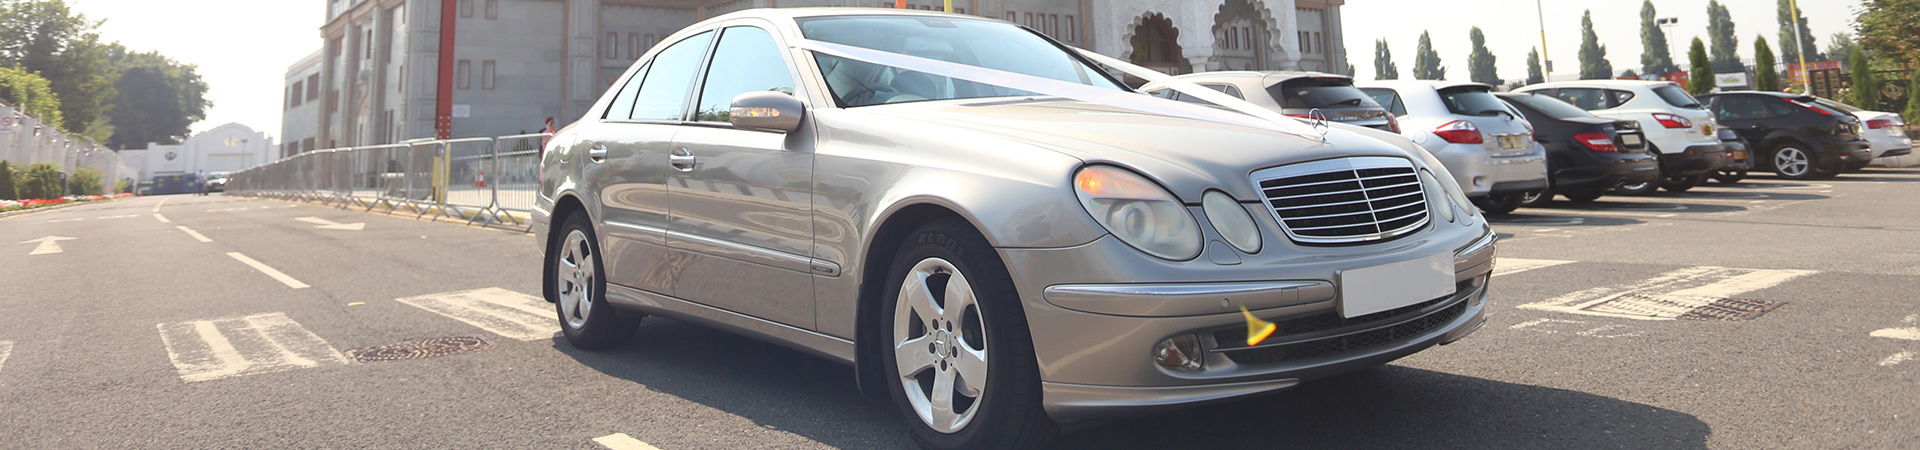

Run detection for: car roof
[[707, 7, 991, 22], [1520, 79, 1678, 89], [1355, 80, 1494, 91]]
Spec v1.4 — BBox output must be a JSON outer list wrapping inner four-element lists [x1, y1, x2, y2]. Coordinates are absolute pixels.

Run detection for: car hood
[[848, 98, 1425, 202]]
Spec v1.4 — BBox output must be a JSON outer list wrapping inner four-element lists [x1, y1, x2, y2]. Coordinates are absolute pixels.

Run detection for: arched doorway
[[1129, 13, 1187, 75], [1214, 0, 1267, 71]]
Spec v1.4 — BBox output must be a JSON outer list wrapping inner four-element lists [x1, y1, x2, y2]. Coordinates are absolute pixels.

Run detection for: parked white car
[[1358, 81, 1547, 214], [1812, 98, 1914, 168], [1514, 80, 1731, 194]]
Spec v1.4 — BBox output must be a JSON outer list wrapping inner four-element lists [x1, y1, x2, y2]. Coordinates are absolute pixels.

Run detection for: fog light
[[1152, 335, 1205, 372]]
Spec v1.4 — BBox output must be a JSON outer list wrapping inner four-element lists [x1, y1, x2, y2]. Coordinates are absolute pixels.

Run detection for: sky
[[67, 0, 325, 140], [1344, 0, 1865, 83], [59, 0, 1862, 143]]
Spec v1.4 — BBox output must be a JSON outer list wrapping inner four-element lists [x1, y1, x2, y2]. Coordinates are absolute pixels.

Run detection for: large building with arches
[[285, 0, 1344, 151]]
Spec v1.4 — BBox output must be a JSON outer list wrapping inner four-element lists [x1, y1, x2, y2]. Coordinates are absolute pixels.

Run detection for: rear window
[[1505, 94, 1594, 120], [1651, 85, 1703, 109], [1438, 86, 1509, 117], [1269, 78, 1379, 109], [1360, 88, 1407, 116]]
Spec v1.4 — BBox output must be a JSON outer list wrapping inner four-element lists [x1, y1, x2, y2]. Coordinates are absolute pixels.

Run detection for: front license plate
[[1620, 134, 1643, 147], [1338, 253, 1458, 318], [1498, 134, 1527, 149]]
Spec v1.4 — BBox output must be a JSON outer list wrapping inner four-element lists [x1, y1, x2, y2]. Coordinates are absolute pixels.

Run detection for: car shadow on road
[[1486, 213, 1643, 227], [1052, 366, 1710, 450], [553, 317, 918, 449], [1662, 190, 1831, 201], [1530, 200, 1751, 214]]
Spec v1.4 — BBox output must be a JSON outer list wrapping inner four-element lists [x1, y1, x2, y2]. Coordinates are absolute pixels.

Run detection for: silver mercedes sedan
[[533, 8, 1495, 450]]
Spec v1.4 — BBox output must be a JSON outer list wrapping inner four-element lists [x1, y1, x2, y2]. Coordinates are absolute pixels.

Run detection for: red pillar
[[435, 0, 458, 139]]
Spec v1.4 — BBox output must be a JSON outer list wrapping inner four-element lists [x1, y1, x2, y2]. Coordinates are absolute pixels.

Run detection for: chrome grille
[[1251, 157, 1430, 245]]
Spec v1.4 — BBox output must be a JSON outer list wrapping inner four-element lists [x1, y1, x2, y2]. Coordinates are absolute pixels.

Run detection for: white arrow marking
[[20, 236, 75, 255], [1871, 328, 1920, 341], [295, 217, 365, 231]]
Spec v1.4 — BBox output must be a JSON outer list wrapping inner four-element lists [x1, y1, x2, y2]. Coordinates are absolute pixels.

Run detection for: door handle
[[587, 145, 608, 163], [670, 147, 696, 172]]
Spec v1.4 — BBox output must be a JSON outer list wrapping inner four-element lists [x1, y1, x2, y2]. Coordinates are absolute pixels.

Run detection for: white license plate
[[1498, 134, 1528, 149], [1338, 253, 1458, 318], [1620, 134, 1643, 147]]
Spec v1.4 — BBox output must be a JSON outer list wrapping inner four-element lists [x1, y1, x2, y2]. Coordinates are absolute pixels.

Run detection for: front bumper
[[1016, 229, 1497, 423]]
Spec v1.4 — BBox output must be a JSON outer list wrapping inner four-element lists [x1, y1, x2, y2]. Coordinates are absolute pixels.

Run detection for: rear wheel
[[1771, 145, 1822, 180], [1472, 193, 1526, 215], [550, 214, 639, 349], [1661, 173, 1707, 192], [881, 220, 1055, 450]]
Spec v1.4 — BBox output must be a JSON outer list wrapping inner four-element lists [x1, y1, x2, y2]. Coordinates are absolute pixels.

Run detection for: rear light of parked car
[[1652, 113, 1692, 129], [1432, 120, 1483, 144], [1572, 132, 1618, 152], [1868, 118, 1899, 129], [1387, 113, 1401, 134]]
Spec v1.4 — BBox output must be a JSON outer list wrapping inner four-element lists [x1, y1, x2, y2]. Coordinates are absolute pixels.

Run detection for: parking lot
[[2, 168, 1917, 449]]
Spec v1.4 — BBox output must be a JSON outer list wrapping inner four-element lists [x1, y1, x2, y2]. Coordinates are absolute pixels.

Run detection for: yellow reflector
[[1240, 305, 1277, 346]]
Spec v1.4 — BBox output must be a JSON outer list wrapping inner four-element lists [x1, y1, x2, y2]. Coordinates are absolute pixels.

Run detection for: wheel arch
[[542, 192, 591, 305], [852, 201, 1004, 399]]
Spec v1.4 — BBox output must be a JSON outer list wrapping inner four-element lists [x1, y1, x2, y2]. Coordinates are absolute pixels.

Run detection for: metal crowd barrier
[[226, 133, 551, 231]]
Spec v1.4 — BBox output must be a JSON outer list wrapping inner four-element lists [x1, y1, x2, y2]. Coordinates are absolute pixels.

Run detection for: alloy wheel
[[1775, 147, 1811, 178], [893, 257, 989, 434], [557, 229, 595, 330]]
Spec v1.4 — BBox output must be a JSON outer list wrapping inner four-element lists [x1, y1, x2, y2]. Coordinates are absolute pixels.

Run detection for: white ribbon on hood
[[790, 39, 1323, 142]]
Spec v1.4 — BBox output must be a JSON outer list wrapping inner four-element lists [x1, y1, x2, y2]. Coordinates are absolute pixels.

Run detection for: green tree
[[69, 166, 100, 195], [0, 0, 117, 135], [1707, 0, 1741, 72], [1825, 32, 1856, 68], [1373, 38, 1399, 80], [1776, 0, 1820, 63], [1754, 36, 1781, 92], [0, 160, 17, 200], [1641, 0, 1678, 75], [0, 65, 61, 125], [1851, 48, 1879, 110], [1467, 27, 1499, 85], [17, 163, 60, 200], [1857, 0, 1920, 67], [105, 46, 211, 149], [1526, 47, 1545, 85], [1688, 38, 1714, 95], [1905, 68, 1920, 120], [1412, 31, 1446, 80], [1578, 10, 1615, 80]]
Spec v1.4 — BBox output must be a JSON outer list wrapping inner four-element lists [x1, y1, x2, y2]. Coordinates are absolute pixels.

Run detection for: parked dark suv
[[1497, 93, 1658, 203], [1698, 92, 1872, 180]]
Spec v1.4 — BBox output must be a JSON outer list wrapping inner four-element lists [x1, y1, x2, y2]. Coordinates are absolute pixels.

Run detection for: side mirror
[[729, 91, 806, 134]]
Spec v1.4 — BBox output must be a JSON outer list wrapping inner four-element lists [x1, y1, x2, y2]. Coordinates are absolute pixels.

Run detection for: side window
[[1200, 83, 1244, 100], [1552, 88, 1607, 111], [1762, 98, 1798, 118], [1607, 90, 1637, 108], [602, 63, 650, 120], [629, 31, 714, 121], [695, 26, 795, 123], [1170, 92, 1221, 107], [1361, 88, 1406, 117], [1146, 89, 1177, 99], [1715, 96, 1765, 121]]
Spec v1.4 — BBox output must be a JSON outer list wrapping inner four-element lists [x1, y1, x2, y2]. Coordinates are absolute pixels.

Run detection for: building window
[[482, 60, 495, 90], [644, 34, 656, 53], [1023, 12, 1032, 28], [485, 0, 497, 19], [457, 60, 471, 89], [628, 33, 640, 59], [1064, 16, 1075, 42], [303, 138, 315, 153], [1005, 11, 1014, 21], [291, 81, 304, 107], [307, 74, 320, 100], [364, 29, 375, 59], [458, 0, 472, 18], [1129, 15, 1182, 69], [604, 32, 618, 60], [1314, 32, 1323, 54]]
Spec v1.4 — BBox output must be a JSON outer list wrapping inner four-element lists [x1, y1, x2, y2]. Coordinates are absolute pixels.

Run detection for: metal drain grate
[[346, 336, 494, 363], [1676, 297, 1786, 321]]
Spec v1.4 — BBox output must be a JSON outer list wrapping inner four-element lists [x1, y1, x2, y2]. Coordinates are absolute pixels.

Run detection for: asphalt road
[[2, 168, 1918, 449]]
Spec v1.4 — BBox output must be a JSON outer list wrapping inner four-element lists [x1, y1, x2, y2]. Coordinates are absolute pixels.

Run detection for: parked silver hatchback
[[1359, 81, 1549, 214], [534, 8, 1494, 450]]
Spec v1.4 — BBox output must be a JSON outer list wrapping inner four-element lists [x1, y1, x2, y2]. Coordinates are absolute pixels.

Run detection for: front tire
[[1771, 145, 1824, 180], [881, 220, 1055, 450], [550, 214, 639, 349]]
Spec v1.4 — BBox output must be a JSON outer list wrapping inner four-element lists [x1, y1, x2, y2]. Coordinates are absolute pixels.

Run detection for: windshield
[[207, 172, 230, 181], [798, 15, 1123, 107], [1268, 79, 1379, 110], [1651, 84, 1703, 109], [1438, 86, 1510, 117], [1505, 93, 1595, 120]]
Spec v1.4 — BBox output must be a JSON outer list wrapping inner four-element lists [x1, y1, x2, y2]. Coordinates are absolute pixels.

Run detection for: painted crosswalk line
[[594, 433, 663, 450], [395, 288, 558, 341], [1492, 258, 1575, 277], [0, 341, 12, 375], [1518, 266, 1818, 320], [158, 313, 349, 382]]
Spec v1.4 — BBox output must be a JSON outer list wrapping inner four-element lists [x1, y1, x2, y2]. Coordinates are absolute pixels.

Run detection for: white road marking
[[295, 216, 365, 231], [1881, 352, 1915, 367], [396, 288, 557, 341], [1871, 328, 1920, 341], [593, 433, 663, 450], [176, 226, 212, 243], [1509, 318, 1578, 331], [157, 313, 348, 382], [0, 341, 11, 374], [46, 217, 83, 223], [1492, 258, 1575, 277], [19, 236, 75, 255], [152, 198, 167, 212], [153, 213, 170, 223], [208, 207, 252, 212], [98, 214, 137, 219], [226, 253, 310, 289], [1519, 266, 1817, 320]]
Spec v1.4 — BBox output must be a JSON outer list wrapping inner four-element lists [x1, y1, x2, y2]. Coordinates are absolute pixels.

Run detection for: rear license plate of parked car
[[1732, 150, 1749, 159], [1498, 134, 1527, 149], [1338, 253, 1457, 318], [1620, 134, 1643, 147]]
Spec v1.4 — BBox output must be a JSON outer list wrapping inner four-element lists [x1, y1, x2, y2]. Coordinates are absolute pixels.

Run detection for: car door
[[1709, 95, 1771, 148], [664, 23, 818, 329], [582, 30, 715, 295]]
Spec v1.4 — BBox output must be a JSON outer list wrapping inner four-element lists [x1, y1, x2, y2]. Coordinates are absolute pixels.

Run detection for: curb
[[0, 196, 130, 221]]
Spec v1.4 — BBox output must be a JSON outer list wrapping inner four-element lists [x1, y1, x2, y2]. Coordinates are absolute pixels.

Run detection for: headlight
[[1201, 191, 1261, 254], [1417, 170, 1454, 223], [1073, 166, 1203, 261], [1424, 162, 1476, 220]]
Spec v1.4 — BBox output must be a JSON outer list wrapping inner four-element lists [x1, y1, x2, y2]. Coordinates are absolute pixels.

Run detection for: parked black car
[[1698, 92, 1872, 180], [1497, 93, 1659, 203], [1711, 128, 1755, 184]]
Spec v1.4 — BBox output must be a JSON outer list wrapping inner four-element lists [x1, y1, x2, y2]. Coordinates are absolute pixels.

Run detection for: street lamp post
[[1788, 0, 1810, 94], [1657, 17, 1679, 76], [1536, 0, 1551, 76]]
